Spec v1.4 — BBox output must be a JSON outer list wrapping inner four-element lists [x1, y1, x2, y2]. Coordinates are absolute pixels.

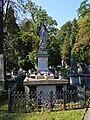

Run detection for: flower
[[48, 72, 52, 75], [32, 98, 35, 101], [35, 71, 54, 79], [32, 104, 36, 107]]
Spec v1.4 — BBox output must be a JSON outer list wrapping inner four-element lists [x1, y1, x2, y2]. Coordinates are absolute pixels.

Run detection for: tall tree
[[70, 19, 78, 48], [77, 0, 90, 18], [3, 6, 19, 71], [57, 21, 72, 66], [5, 5, 19, 35], [72, 8, 90, 64], [3, 0, 24, 21], [0, 0, 3, 54]]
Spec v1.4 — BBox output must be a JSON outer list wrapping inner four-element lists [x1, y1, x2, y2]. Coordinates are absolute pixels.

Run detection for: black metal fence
[[8, 86, 86, 113]]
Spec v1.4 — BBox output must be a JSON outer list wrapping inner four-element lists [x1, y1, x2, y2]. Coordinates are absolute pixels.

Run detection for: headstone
[[70, 53, 77, 74], [78, 63, 89, 74], [0, 54, 5, 90], [70, 53, 79, 85]]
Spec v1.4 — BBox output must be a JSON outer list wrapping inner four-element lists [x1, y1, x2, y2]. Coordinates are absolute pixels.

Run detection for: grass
[[0, 99, 8, 111], [86, 88, 90, 98], [0, 109, 86, 120], [0, 98, 86, 120]]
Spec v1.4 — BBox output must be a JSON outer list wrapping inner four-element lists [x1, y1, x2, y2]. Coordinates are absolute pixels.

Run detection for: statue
[[37, 21, 48, 50]]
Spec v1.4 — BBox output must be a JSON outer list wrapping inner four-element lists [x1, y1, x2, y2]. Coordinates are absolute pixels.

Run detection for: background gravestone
[[70, 53, 79, 85], [78, 63, 89, 74], [70, 53, 77, 74]]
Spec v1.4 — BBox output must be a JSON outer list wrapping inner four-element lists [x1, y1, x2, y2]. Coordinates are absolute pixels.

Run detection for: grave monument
[[70, 53, 90, 86], [37, 20, 49, 71], [24, 20, 68, 100], [70, 53, 79, 85]]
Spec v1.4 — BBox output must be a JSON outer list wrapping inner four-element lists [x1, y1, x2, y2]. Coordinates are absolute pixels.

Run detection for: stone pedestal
[[0, 54, 5, 90], [37, 50, 49, 71], [24, 78, 68, 102]]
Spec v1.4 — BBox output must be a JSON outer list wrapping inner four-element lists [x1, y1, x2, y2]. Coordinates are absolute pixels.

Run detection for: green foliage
[[72, 11, 90, 64], [12, 74, 26, 91], [61, 40, 71, 65], [58, 67, 69, 77], [28, 50, 37, 67], [57, 21, 72, 65], [57, 21, 72, 44], [70, 19, 78, 47], [3, 0, 90, 72], [4, 0, 24, 22], [0, 99, 8, 111], [77, 0, 90, 18], [3, 6, 20, 72], [18, 0, 59, 68], [5, 5, 19, 35], [47, 36, 61, 67]]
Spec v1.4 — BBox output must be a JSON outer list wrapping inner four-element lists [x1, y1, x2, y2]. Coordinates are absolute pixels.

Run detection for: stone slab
[[24, 78, 68, 86]]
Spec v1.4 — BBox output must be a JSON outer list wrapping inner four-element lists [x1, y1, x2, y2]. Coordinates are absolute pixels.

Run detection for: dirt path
[[83, 108, 90, 120]]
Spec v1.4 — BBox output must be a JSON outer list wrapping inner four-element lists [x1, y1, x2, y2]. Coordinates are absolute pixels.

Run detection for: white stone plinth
[[37, 50, 49, 71]]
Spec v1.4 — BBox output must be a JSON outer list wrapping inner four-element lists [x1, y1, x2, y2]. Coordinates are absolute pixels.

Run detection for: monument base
[[37, 50, 49, 72]]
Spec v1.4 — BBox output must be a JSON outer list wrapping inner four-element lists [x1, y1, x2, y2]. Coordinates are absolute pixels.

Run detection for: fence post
[[84, 85, 86, 107], [8, 88, 11, 113], [63, 88, 65, 110], [38, 91, 42, 112], [50, 90, 53, 111]]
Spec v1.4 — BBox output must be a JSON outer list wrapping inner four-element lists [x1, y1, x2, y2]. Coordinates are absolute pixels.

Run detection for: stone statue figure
[[37, 21, 48, 50]]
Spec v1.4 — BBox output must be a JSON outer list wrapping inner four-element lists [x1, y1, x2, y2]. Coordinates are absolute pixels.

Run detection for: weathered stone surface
[[0, 54, 4, 90], [24, 78, 68, 86], [70, 53, 77, 74], [37, 50, 49, 72]]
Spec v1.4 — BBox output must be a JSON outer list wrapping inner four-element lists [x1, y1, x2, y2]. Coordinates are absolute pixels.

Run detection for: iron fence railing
[[8, 85, 86, 113]]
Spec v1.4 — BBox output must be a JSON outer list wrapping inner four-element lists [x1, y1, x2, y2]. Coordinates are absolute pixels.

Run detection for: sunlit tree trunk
[[0, 0, 3, 54]]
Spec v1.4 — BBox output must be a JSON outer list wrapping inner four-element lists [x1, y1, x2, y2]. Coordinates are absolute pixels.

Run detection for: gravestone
[[0, 54, 5, 90], [70, 53, 77, 74], [70, 53, 79, 85], [24, 20, 69, 102], [78, 63, 90, 86], [37, 21, 49, 71], [78, 63, 89, 74]]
